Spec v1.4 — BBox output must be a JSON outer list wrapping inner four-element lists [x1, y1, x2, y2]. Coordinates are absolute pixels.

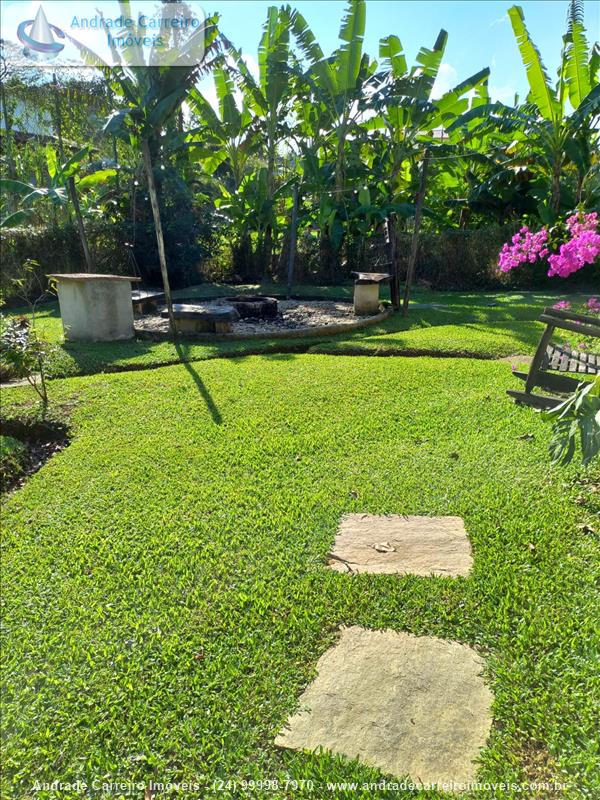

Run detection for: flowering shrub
[[498, 212, 600, 279], [0, 316, 51, 410], [498, 227, 549, 272], [547, 213, 600, 278], [587, 297, 600, 313], [500, 215, 600, 467]]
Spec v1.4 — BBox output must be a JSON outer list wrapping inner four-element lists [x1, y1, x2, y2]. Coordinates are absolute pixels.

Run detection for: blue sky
[[2, 0, 598, 103], [206, 0, 600, 103]]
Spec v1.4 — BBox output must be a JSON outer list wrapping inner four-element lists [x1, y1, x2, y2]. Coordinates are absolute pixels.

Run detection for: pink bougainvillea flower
[[547, 212, 600, 278], [552, 300, 571, 310], [498, 227, 549, 273], [587, 297, 600, 313], [498, 212, 600, 280]]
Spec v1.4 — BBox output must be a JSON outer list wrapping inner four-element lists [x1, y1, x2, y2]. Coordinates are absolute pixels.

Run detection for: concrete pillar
[[50, 274, 141, 341], [354, 282, 381, 315]]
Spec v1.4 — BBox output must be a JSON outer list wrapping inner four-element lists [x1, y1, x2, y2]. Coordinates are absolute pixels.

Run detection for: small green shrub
[[0, 316, 51, 409], [543, 378, 600, 466]]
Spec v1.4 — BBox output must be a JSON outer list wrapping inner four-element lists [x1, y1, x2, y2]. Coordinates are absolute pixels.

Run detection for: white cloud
[[489, 83, 519, 104], [431, 63, 458, 99], [490, 14, 508, 28], [200, 80, 219, 110], [241, 53, 259, 80]]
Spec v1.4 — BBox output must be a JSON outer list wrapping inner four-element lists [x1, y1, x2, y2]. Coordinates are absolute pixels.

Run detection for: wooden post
[[287, 183, 299, 300], [387, 213, 399, 309], [0, 57, 17, 213], [402, 149, 431, 316], [66, 178, 95, 274], [107, 86, 121, 194], [52, 74, 94, 273], [141, 139, 177, 338]]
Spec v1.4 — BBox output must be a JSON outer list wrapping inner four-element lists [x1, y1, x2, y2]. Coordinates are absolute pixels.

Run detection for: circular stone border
[[134, 306, 394, 342]]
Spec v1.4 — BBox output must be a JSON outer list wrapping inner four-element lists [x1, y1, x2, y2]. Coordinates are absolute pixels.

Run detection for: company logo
[[4, 1, 207, 68], [17, 5, 65, 59]]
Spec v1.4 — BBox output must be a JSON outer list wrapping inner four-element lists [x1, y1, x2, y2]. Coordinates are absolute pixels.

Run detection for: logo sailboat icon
[[17, 5, 65, 59]]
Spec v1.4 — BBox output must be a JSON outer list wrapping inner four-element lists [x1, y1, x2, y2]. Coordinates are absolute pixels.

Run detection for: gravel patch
[[135, 300, 372, 336]]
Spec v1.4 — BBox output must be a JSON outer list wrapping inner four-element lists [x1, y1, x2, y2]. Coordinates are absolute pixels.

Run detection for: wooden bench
[[507, 307, 600, 409], [131, 289, 165, 315], [161, 303, 240, 334]]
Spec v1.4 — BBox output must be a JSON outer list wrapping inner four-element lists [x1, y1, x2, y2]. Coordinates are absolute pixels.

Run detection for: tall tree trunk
[[319, 232, 338, 284], [0, 80, 17, 213], [141, 139, 176, 338], [263, 117, 277, 277], [550, 153, 561, 215], [402, 150, 431, 316], [387, 214, 400, 309], [67, 178, 94, 273], [263, 226, 273, 279], [106, 85, 120, 194], [52, 74, 93, 270], [286, 183, 299, 299], [334, 120, 347, 197], [112, 136, 120, 194]]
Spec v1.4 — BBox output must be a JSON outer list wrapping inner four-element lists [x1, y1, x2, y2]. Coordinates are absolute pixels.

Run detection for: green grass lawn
[[2, 354, 599, 798], [4, 288, 590, 381]]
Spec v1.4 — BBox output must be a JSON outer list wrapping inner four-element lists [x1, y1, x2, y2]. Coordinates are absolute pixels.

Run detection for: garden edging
[[134, 307, 395, 342]]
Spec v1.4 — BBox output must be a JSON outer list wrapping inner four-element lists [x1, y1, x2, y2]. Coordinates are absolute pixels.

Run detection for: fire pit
[[220, 295, 278, 319], [134, 299, 391, 339]]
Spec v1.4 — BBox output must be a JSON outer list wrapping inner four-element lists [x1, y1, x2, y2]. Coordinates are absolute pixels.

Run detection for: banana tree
[[373, 31, 490, 177], [214, 167, 293, 280], [186, 67, 262, 274], [449, 1, 599, 222], [187, 68, 259, 192], [0, 146, 116, 276], [283, 0, 379, 274], [367, 31, 490, 304], [285, 0, 371, 193], [220, 7, 294, 273], [71, 2, 220, 334]]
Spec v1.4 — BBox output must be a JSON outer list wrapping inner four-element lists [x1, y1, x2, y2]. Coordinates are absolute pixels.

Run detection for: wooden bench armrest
[[541, 307, 600, 333]]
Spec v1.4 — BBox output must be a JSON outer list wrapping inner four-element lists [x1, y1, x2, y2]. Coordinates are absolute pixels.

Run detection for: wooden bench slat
[[542, 346, 552, 369], [543, 343, 599, 374], [550, 347, 562, 369]]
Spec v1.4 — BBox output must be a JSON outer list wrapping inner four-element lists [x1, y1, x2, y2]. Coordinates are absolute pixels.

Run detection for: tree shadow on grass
[[175, 342, 222, 425]]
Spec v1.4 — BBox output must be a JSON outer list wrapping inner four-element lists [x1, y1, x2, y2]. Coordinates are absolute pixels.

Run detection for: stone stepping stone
[[275, 626, 493, 787], [327, 514, 472, 577]]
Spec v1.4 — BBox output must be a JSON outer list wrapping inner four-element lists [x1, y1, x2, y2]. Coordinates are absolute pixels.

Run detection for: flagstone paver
[[327, 514, 472, 576], [275, 626, 493, 788]]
